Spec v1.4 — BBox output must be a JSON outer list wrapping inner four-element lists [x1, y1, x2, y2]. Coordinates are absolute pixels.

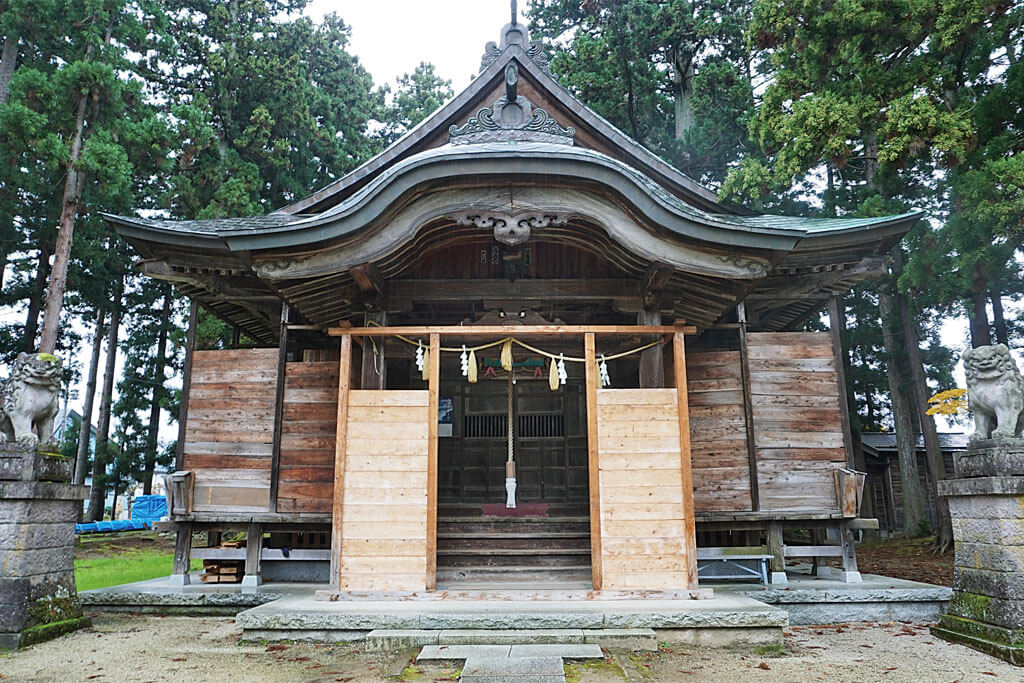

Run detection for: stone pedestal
[[933, 438, 1024, 665], [0, 443, 90, 650]]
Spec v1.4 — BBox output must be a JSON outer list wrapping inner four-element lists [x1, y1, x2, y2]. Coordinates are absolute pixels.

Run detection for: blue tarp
[[74, 494, 168, 534], [131, 495, 167, 523]]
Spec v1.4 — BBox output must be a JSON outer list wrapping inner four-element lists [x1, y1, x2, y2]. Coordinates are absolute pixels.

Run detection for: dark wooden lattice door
[[438, 376, 588, 505]]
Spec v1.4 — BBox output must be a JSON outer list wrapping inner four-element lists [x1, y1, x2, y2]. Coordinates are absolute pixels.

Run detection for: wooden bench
[[696, 547, 772, 585]]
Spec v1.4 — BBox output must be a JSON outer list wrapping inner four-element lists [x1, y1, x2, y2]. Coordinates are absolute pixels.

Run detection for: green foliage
[[529, 0, 758, 186], [382, 62, 453, 143], [161, 3, 382, 218]]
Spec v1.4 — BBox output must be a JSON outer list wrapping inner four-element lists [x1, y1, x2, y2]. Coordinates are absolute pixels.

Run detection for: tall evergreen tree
[[529, 0, 757, 185]]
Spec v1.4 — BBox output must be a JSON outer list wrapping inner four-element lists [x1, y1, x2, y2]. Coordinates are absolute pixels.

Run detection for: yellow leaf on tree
[[926, 388, 967, 416]]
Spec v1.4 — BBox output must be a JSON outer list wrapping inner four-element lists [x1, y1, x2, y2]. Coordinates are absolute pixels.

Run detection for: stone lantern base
[[932, 439, 1024, 666], [0, 442, 90, 650]]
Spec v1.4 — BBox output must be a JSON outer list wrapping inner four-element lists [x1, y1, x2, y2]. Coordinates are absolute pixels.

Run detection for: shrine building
[[106, 17, 920, 594]]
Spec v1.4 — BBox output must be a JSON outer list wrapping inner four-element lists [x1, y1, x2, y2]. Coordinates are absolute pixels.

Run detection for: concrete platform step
[[362, 628, 658, 650]]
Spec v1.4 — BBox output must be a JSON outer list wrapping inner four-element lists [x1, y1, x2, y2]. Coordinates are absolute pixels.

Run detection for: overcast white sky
[[304, 1, 518, 90]]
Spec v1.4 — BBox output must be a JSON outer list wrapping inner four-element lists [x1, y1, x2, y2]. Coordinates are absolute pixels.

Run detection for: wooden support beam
[[426, 333, 440, 591], [642, 263, 674, 310], [349, 262, 384, 295], [736, 302, 760, 511], [329, 335, 353, 590], [829, 297, 857, 469], [673, 331, 698, 589], [269, 304, 289, 511], [174, 301, 199, 472], [361, 311, 387, 390], [244, 523, 263, 579], [329, 324, 696, 337], [839, 521, 862, 581], [171, 523, 193, 586], [584, 333, 603, 591], [637, 310, 664, 387], [386, 278, 643, 308], [766, 521, 785, 583]]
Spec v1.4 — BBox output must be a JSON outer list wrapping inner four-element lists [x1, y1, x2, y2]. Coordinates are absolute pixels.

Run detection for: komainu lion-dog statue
[[0, 352, 61, 447], [964, 344, 1024, 442]]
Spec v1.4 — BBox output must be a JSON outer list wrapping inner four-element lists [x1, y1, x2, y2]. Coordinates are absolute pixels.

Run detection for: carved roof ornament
[[454, 212, 570, 246], [480, 3, 551, 74], [449, 62, 575, 146]]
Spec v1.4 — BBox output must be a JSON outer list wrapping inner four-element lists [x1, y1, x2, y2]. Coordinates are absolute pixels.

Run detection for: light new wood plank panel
[[345, 455, 428, 472], [346, 437, 430, 457], [349, 390, 429, 407], [596, 452, 686, 470], [336, 390, 430, 592], [340, 521, 427, 539], [596, 388, 691, 591]]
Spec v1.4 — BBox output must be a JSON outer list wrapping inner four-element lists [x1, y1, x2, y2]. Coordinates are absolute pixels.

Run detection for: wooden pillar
[[269, 304, 289, 511], [766, 521, 786, 585], [174, 300, 199, 472], [584, 333, 603, 591], [828, 297, 857, 469], [170, 522, 192, 587], [637, 310, 664, 387], [243, 523, 263, 590], [839, 521, 862, 582], [672, 330, 698, 588], [329, 335, 353, 590], [361, 311, 387, 389], [736, 303, 760, 511], [426, 333, 440, 590]]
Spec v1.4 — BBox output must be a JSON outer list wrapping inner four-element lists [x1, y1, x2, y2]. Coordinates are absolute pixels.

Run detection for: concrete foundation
[[0, 443, 90, 650], [933, 437, 1024, 666]]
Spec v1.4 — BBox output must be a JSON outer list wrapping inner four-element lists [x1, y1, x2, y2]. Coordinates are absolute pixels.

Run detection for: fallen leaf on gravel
[[861, 645, 873, 648], [757, 662, 771, 670], [265, 645, 289, 652], [292, 656, 310, 662], [171, 657, 186, 662], [982, 672, 997, 677]]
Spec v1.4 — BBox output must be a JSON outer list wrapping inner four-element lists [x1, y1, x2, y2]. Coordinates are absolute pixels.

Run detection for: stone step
[[461, 655, 566, 682], [418, 643, 604, 660], [365, 630, 654, 651]]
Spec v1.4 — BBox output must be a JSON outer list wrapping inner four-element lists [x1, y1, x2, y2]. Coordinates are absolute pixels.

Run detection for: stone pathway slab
[[508, 643, 603, 659], [417, 644, 510, 660], [462, 654, 565, 677]]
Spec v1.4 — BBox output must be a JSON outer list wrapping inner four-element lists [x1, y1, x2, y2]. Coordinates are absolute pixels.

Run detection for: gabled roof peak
[[481, 16, 551, 75], [449, 61, 575, 146]]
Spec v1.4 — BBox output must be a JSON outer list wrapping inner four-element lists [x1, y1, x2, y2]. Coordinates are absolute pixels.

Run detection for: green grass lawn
[[75, 534, 203, 592]]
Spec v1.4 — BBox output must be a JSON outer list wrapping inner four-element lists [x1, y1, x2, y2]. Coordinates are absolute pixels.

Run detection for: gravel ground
[[0, 614, 1018, 682]]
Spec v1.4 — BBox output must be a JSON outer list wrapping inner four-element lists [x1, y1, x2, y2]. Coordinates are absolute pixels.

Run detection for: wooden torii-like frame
[[326, 323, 698, 592]]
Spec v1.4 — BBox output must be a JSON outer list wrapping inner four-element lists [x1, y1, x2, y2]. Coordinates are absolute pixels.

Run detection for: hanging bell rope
[[505, 369, 517, 508]]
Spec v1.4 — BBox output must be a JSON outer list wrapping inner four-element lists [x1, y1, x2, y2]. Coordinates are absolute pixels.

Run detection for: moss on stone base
[[948, 591, 994, 622], [18, 617, 91, 648], [932, 617, 1024, 666]]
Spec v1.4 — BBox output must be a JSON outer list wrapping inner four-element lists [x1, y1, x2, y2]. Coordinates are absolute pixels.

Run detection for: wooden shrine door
[[438, 377, 588, 507]]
